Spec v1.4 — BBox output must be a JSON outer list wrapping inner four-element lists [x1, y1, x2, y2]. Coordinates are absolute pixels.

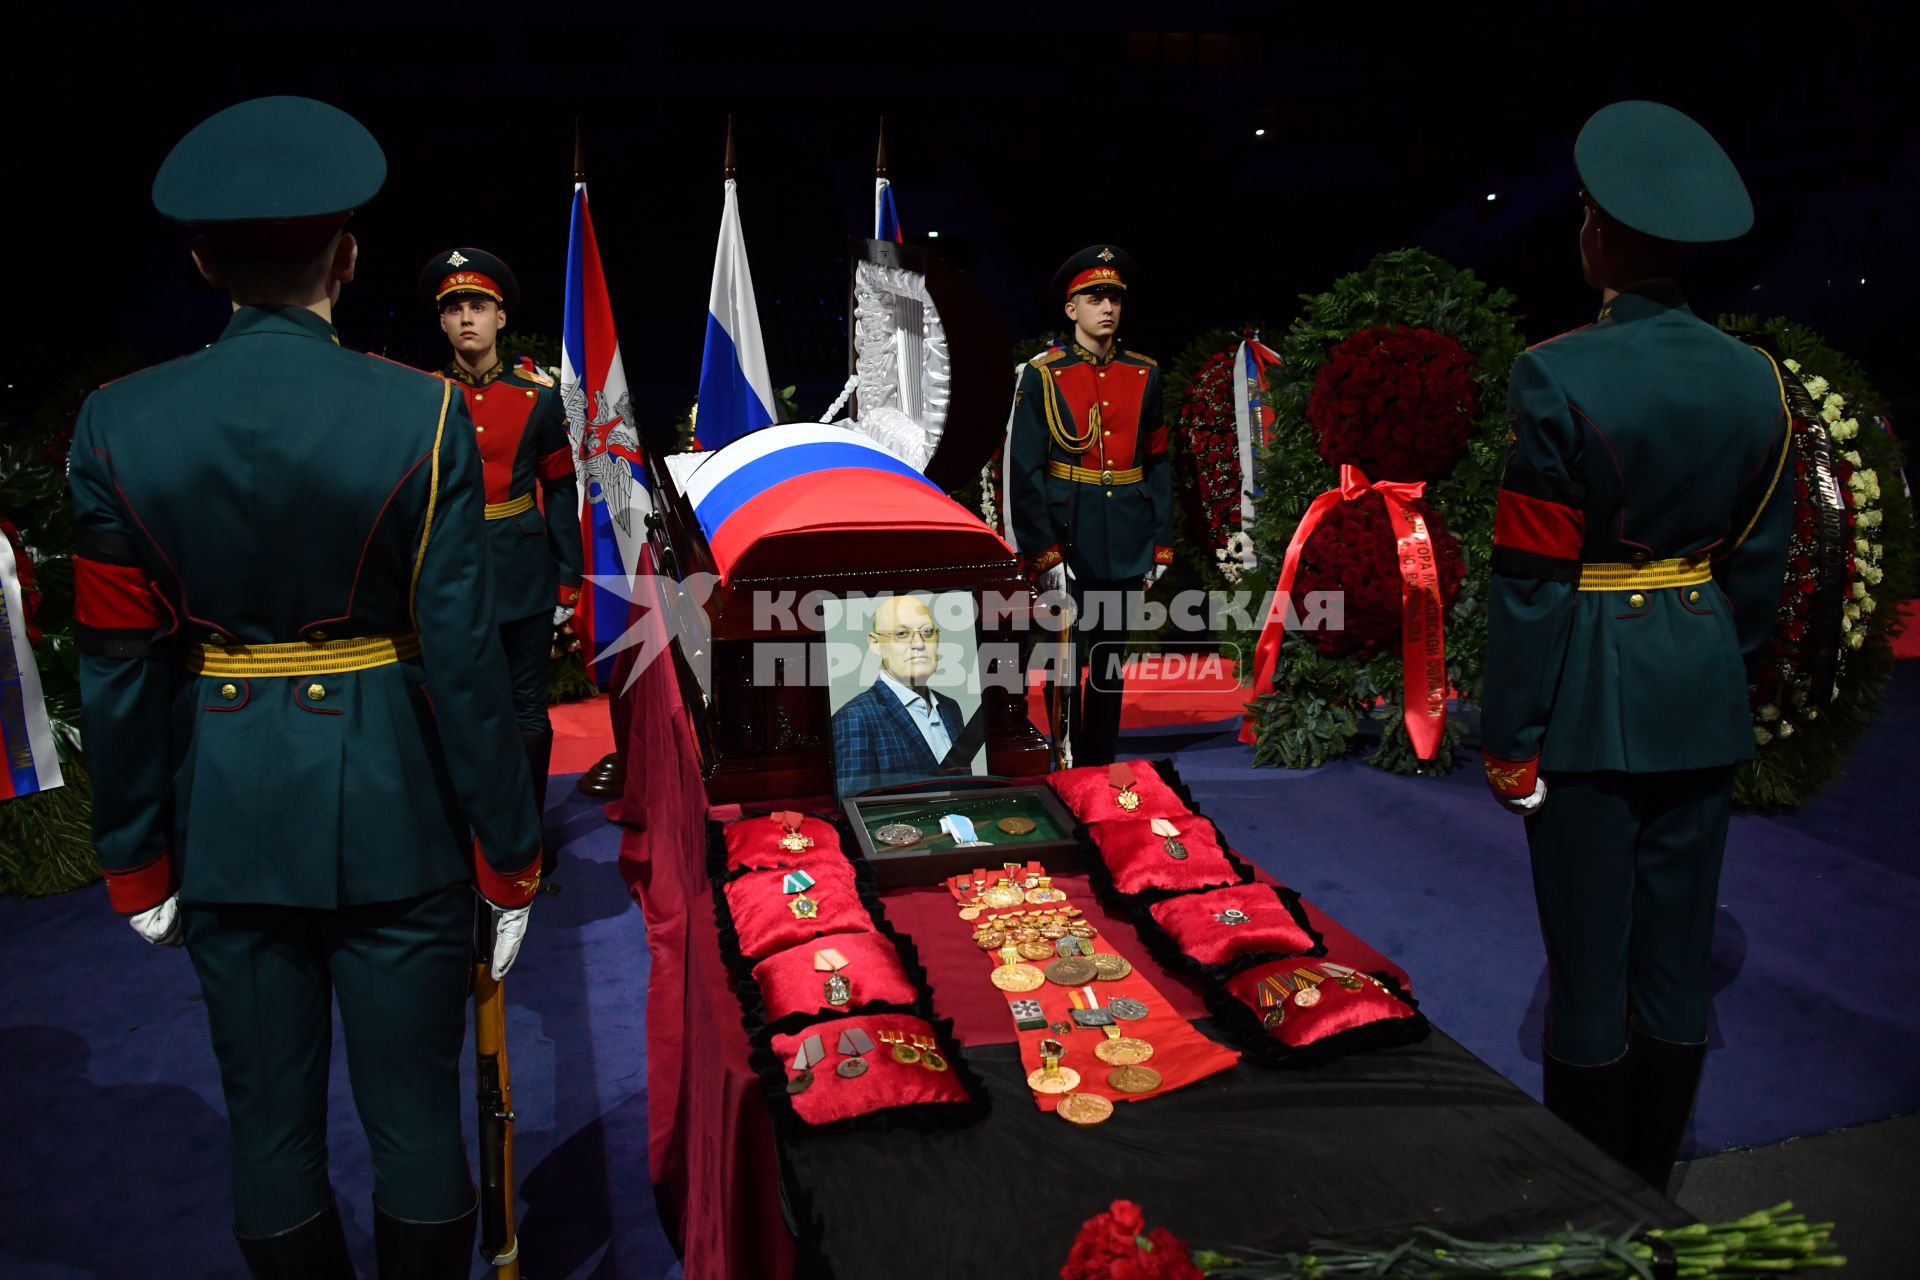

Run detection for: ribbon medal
[[1109, 762, 1142, 812], [813, 947, 852, 1006], [836, 1027, 875, 1077], [941, 814, 992, 848], [775, 811, 814, 853], [781, 869, 816, 895], [1151, 817, 1187, 860]]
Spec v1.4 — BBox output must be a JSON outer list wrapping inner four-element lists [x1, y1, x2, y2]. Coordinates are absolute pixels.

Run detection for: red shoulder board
[[515, 357, 555, 387]]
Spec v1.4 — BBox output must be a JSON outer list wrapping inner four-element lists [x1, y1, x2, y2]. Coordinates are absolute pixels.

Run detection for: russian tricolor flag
[[561, 180, 649, 684], [875, 176, 903, 243], [0, 534, 63, 800], [694, 178, 776, 451]]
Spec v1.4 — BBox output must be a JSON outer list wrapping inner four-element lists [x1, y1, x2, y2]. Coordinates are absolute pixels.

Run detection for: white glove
[[553, 604, 577, 628], [1038, 565, 1068, 598], [1144, 564, 1168, 587], [1498, 777, 1548, 816], [488, 901, 533, 979], [129, 894, 184, 947]]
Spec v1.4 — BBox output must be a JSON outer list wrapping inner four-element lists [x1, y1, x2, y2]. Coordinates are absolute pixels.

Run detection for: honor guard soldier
[[420, 247, 584, 870], [71, 98, 542, 1276], [1481, 102, 1792, 1191], [1008, 245, 1172, 766]]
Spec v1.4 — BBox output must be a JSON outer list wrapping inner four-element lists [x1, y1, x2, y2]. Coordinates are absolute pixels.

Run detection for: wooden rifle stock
[[473, 906, 521, 1276]]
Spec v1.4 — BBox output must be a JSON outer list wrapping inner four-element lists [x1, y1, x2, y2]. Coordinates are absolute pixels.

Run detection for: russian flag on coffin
[[681, 426, 1009, 582]]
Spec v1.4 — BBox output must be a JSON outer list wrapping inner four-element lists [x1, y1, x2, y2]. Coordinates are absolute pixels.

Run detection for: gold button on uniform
[[307, 683, 326, 702], [309, 630, 327, 642], [1627, 592, 1646, 609], [475, 392, 485, 401], [219, 683, 239, 701], [525, 390, 535, 398], [475, 425, 486, 433], [1687, 589, 1701, 604]]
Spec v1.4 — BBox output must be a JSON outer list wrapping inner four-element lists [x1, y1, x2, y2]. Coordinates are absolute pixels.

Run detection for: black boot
[[1541, 1051, 1629, 1166], [234, 1202, 355, 1279], [1622, 1031, 1707, 1192], [373, 1198, 477, 1280], [524, 727, 555, 877]]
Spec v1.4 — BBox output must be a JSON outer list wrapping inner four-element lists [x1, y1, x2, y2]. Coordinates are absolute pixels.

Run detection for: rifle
[[473, 901, 522, 1276]]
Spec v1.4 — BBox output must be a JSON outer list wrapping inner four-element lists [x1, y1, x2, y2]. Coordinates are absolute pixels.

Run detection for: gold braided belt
[[1576, 556, 1712, 592], [1047, 460, 1144, 486], [483, 492, 535, 521], [184, 632, 423, 677]]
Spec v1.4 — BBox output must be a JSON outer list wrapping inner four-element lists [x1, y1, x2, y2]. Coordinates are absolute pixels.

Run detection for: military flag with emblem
[[560, 137, 648, 684]]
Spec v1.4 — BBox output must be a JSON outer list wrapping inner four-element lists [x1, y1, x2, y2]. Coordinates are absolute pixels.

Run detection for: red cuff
[[1483, 752, 1539, 799], [104, 853, 173, 914], [1028, 546, 1062, 573], [557, 583, 581, 608], [474, 839, 541, 907], [1154, 545, 1174, 565]]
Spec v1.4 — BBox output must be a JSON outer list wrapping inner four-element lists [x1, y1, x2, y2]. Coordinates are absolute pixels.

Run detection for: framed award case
[[841, 784, 1082, 887]]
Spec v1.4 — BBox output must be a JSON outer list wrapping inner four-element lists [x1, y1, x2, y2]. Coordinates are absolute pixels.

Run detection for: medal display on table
[[990, 946, 1045, 993], [1057, 1092, 1114, 1126], [1106, 1064, 1162, 1094], [1108, 997, 1149, 1022], [875, 822, 922, 847], [940, 814, 992, 848], [813, 947, 852, 1006], [1151, 817, 1187, 860], [997, 816, 1036, 836]]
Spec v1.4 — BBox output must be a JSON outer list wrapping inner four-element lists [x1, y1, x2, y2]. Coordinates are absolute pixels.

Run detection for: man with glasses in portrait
[[831, 594, 970, 796]]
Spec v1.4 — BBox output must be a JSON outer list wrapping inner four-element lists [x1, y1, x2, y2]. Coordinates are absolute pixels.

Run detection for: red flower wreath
[[1307, 325, 1479, 480], [1062, 1200, 1204, 1280], [1172, 350, 1248, 551], [1287, 492, 1466, 658]]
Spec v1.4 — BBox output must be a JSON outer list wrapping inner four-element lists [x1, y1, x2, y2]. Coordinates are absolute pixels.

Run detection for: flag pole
[[724, 115, 736, 181], [875, 116, 888, 178], [573, 119, 586, 184]]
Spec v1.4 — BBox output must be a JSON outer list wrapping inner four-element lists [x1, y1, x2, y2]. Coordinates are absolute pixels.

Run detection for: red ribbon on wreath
[[1240, 464, 1448, 759]]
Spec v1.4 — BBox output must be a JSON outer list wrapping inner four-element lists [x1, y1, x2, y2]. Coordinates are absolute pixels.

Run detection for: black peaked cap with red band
[[418, 246, 521, 313]]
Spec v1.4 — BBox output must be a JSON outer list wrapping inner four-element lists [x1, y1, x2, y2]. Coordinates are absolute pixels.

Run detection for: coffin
[[645, 239, 1048, 803]]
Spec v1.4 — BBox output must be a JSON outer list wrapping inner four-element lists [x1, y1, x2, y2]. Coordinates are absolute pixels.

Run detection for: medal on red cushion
[[782, 869, 817, 895], [878, 1028, 921, 1065], [789, 1033, 826, 1093], [789, 892, 820, 920], [1292, 967, 1326, 1007], [775, 810, 814, 852], [1151, 816, 1188, 860], [1257, 975, 1290, 1030], [1323, 961, 1368, 991], [814, 947, 852, 1006], [1109, 762, 1142, 812], [1216, 907, 1250, 926], [836, 1027, 874, 1078]]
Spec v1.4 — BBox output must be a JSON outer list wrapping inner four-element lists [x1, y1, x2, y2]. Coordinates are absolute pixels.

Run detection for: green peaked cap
[[1575, 100, 1753, 244], [153, 95, 385, 225]]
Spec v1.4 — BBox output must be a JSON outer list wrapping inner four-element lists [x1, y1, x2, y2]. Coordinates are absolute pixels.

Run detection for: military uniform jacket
[[1480, 284, 1793, 790], [441, 355, 584, 623], [71, 306, 542, 913], [1008, 344, 1172, 581]]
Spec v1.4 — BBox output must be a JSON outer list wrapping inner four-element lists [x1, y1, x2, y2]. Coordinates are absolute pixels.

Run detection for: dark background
[[6, 2, 1914, 438]]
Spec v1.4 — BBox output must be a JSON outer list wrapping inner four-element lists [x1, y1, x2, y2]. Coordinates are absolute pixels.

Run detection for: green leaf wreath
[[1241, 249, 1525, 775], [1716, 316, 1913, 810]]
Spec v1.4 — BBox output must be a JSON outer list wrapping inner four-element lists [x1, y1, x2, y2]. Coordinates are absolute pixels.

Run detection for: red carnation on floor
[[1062, 1200, 1204, 1280]]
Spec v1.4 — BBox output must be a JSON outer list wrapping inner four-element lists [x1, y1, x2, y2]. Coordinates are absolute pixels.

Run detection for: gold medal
[[974, 929, 1007, 950], [1057, 1092, 1114, 1125], [990, 963, 1045, 993], [1046, 957, 1099, 986], [779, 831, 813, 852], [788, 894, 819, 920], [1090, 953, 1132, 981], [1017, 940, 1056, 961], [1338, 974, 1365, 991], [1115, 788, 1141, 811], [1093, 1036, 1154, 1066], [982, 883, 1025, 908], [1262, 1005, 1286, 1030], [958, 907, 982, 921], [997, 816, 1037, 835], [1294, 986, 1322, 1008], [1106, 1065, 1162, 1094], [882, 1032, 922, 1065], [1028, 1066, 1081, 1094]]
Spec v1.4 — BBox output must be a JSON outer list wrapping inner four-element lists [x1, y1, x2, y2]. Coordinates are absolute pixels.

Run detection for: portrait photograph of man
[[826, 592, 986, 799]]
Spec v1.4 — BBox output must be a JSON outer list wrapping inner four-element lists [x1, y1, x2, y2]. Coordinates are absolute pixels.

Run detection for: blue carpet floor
[[2, 665, 1914, 1277]]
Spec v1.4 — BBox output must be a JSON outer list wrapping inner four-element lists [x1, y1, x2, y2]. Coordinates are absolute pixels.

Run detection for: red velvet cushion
[[724, 857, 870, 962], [1048, 760, 1190, 822], [723, 813, 843, 873], [770, 1013, 972, 1125], [751, 931, 919, 1023], [1146, 884, 1318, 968], [1224, 958, 1419, 1048], [1086, 817, 1240, 896]]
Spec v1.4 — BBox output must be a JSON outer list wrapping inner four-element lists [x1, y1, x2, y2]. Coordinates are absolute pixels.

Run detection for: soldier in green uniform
[[71, 97, 542, 1276], [1481, 101, 1792, 1191], [1008, 245, 1172, 766], [419, 247, 584, 874]]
